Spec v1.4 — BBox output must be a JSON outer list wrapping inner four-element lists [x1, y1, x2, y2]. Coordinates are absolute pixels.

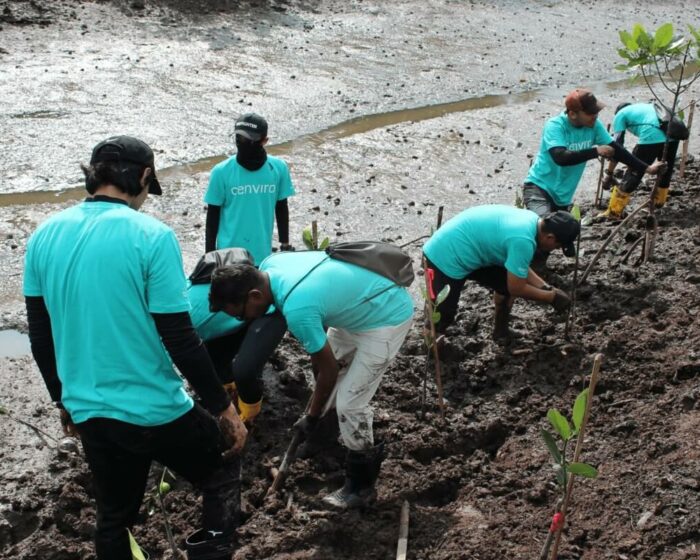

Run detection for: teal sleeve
[[595, 120, 613, 144], [23, 236, 42, 297], [204, 166, 225, 206], [285, 307, 327, 354], [612, 112, 625, 134], [277, 161, 295, 201], [504, 237, 536, 278], [542, 120, 567, 150], [146, 231, 191, 314]]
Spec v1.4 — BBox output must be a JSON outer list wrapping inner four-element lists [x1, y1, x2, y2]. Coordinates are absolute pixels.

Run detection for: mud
[[1, 0, 700, 559]]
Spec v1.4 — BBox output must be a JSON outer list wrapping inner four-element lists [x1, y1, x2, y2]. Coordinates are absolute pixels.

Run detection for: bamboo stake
[[548, 354, 603, 560], [396, 500, 410, 560], [679, 100, 695, 178]]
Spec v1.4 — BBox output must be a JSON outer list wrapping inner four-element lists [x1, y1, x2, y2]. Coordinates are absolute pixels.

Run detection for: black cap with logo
[[543, 211, 580, 257], [90, 135, 162, 195], [234, 113, 268, 142]]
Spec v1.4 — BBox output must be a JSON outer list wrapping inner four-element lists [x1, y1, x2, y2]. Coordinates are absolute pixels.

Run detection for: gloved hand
[[280, 243, 296, 252], [601, 172, 614, 191], [551, 288, 572, 313], [237, 396, 262, 424], [293, 414, 319, 442]]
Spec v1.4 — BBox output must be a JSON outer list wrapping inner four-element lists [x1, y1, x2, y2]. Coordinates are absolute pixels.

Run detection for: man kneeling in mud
[[422, 204, 578, 342], [209, 251, 414, 509]]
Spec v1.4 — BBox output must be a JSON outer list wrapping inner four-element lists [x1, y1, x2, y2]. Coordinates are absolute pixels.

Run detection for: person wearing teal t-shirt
[[208, 251, 415, 510], [600, 102, 682, 219], [422, 205, 577, 342], [523, 89, 665, 217], [205, 113, 296, 265], [188, 276, 287, 425], [24, 136, 247, 560]]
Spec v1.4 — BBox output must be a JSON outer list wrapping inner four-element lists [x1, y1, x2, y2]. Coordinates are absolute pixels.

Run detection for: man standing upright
[[205, 113, 296, 264], [24, 136, 247, 560], [209, 251, 415, 510]]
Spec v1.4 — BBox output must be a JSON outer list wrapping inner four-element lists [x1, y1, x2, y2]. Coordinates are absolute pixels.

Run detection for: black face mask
[[235, 137, 267, 171]]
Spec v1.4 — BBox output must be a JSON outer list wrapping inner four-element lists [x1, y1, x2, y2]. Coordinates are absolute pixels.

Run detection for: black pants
[[619, 141, 679, 193], [77, 405, 240, 560], [424, 255, 508, 333], [204, 312, 286, 403]]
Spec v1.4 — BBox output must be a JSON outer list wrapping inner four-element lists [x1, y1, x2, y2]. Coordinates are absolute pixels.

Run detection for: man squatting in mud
[[24, 136, 247, 560], [422, 205, 579, 342], [600, 101, 685, 219], [523, 88, 666, 264], [205, 112, 296, 265], [209, 250, 415, 509]]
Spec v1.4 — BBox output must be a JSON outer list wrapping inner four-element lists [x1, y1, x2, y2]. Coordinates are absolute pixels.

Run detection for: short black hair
[[209, 264, 263, 312], [81, 161, 148, 196]]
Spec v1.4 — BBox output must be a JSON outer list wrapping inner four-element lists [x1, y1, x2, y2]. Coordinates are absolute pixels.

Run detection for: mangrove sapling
[[564, 205, 582, 337], [143, 467, 184, 559], [539, 353, 602, 560], [616, 22, 700, 263], [302, 220, 329, 251]]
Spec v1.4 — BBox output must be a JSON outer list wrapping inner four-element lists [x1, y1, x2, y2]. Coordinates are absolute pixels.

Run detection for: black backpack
[[654, 102, 690, 141], [189, 248, 254, 285]]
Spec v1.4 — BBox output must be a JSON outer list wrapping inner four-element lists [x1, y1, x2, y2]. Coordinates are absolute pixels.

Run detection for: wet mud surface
[[2, 0, 700, 559]]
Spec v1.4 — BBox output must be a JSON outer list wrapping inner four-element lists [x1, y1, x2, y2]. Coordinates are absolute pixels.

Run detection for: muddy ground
[[1, 1, 700, 559]]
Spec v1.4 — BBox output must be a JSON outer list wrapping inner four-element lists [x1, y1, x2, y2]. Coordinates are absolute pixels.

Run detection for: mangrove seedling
[[302, 221, 330, 251]]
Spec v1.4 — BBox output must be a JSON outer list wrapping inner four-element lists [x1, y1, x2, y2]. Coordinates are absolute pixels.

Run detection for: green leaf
[[431, 310, 441, 324], [159, 481, 171, 496], [619, 30, 636, 50], [678, 109, 685, 121], [572, 389, 588, 431], [128, 530, 147, 560], [568, 462, 598, 478], [554, 463, 567, 487], [0, 405, 7, 415], [617, 48, 632, 60], [653, 23, 674, 49], [436, 284, 451, 307], [302, 227, 313, 250], [570, 205, 581, 222], [547, 409, 572, 441], [319, 237, 330, 250], [541, 429, 561, 463], [615, 63, 632, 72]]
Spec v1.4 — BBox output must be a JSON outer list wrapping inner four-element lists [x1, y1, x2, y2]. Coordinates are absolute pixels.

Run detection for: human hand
[[646, 158, 667, 176], [59, 408, 80, 438], [596, 145, 615, 158], [551, 288, 572, 313], [293, 414, 319, 442], [218, 403, 248, 457]]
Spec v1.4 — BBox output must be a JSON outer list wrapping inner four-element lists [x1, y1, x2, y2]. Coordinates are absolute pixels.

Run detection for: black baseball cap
[[565, 88, 606, 115], [234, 113, 268, 142], [90, 135, 162, 195], [543, 211, 580, 257]]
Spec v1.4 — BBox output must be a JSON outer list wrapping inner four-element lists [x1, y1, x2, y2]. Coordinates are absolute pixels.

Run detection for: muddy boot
[[598, 186, 631, 220], [184, 529, 236, 560], [295, 409, 340, 459], [322, 442, 386, 510], [653, 187, 669, 208]]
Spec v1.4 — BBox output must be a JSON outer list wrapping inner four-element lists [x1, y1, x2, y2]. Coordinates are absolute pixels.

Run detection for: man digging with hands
[[422, 205, 579, 344], [209, 250, 414, 510], [24, 136, 247, 560]]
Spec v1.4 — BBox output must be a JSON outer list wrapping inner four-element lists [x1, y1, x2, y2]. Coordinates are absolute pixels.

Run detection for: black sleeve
[[25, 296, 62, 403], [548, 146, 599, 166], [608, 140, 648, 173], [205, 204, 221, 254], [152, 312, 230, 416], [613, 131, 626, 146], [274, 199, 289, 245]]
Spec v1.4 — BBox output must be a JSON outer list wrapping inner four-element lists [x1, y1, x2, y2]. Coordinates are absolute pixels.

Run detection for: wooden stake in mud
[[267, 397, 312, 497], [564, 231, 583, 337], [547, 354, 603, 560], [593, 155, 606, 209], [436, 205, 444, 229], [311, 220, 318, 250], [396, 500, 410, 560], [679, 100, 695, 179]]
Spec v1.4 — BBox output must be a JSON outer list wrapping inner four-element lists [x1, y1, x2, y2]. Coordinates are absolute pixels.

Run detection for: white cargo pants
[[320, 316, 413, 451]]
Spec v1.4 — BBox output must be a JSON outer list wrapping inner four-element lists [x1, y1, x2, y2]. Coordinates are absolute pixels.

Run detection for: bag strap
[[278, 255, 329, 309]]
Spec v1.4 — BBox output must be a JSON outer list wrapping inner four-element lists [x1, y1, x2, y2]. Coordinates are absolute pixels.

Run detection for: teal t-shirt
[[526, 112, 612, 206], [204, 155, 296, 265], [188, 283, 245, 341], [423, 205, 539, 280], [260, 252, 415, 354], [613, 103, 667, 145], [23, 200, 194, 426]]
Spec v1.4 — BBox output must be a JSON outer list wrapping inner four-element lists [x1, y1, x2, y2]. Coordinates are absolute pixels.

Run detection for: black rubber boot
[[295, 409, 340, 459], [492, 300, 511, 341], [184, 528, 235, 560], [322, 442, 386, 510]]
